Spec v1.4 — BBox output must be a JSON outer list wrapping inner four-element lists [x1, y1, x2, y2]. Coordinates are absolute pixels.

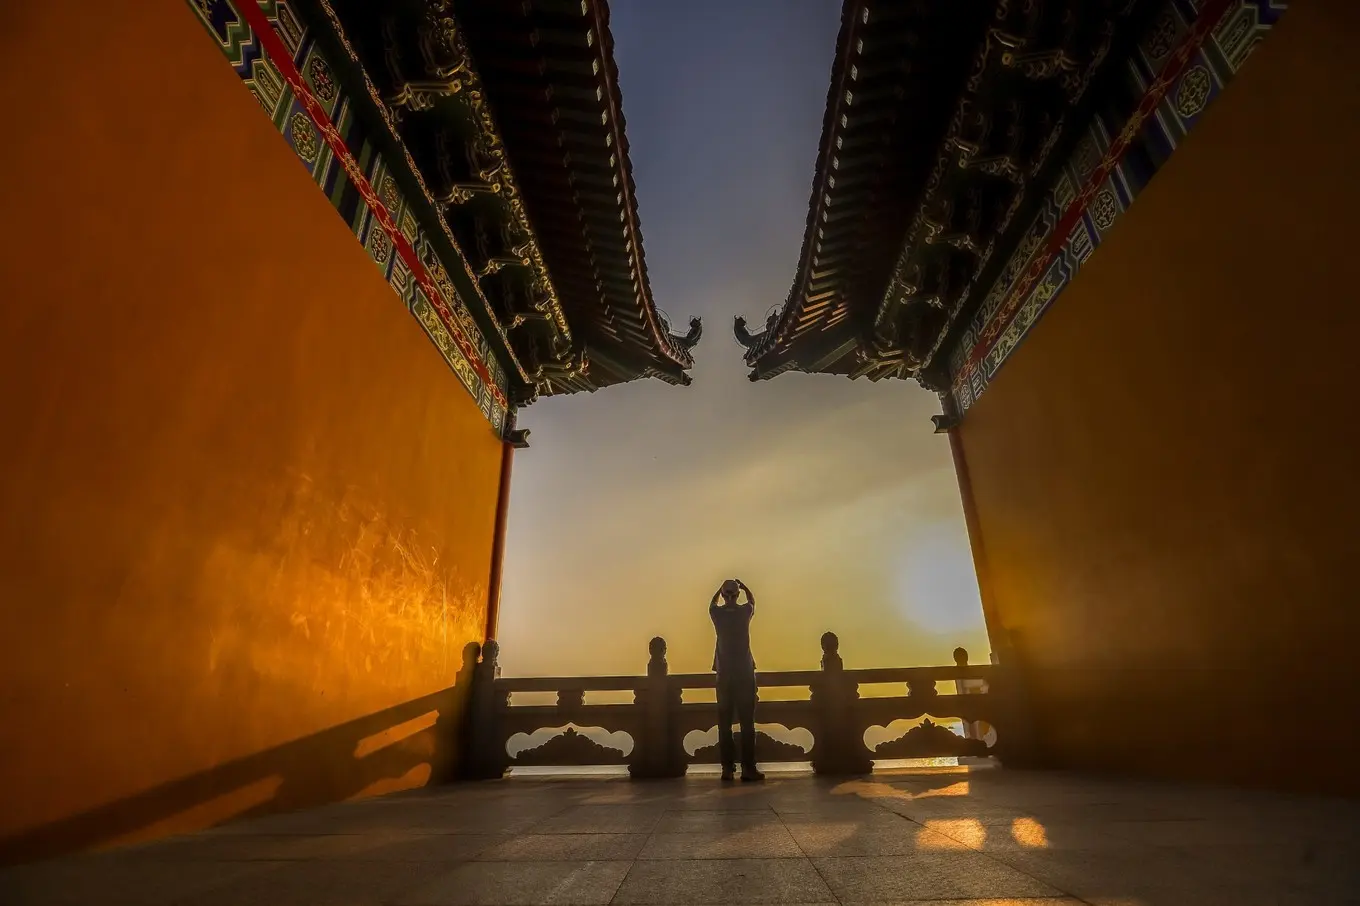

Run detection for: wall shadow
[[0, 650, 479, 867]]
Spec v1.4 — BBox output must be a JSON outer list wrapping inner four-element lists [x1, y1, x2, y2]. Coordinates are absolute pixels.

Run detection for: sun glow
[[893, 531, 984, 634]]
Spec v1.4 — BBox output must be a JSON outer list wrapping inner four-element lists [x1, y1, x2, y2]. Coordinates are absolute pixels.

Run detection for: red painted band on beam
[[958, 0, 1235, 385], [235, 0, 508, 410]]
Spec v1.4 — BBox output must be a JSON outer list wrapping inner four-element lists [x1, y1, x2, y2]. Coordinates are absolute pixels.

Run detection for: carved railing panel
[[689, 728, 812, 764], [458, 635, 1034, 779], [511, 726, 632, 766], [871, 718, 993, 760]]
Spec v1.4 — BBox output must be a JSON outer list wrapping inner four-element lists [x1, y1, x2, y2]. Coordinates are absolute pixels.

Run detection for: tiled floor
[[4, 764, 1359, 905]]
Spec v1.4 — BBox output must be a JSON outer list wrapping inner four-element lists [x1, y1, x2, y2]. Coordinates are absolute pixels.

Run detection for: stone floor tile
[[1022, 801, 1211, 824], [767, 799, 898, 819], [652, 809, 782, 833], [612, 857, 833, 903], [0, 858, 273, 906], [529, 805, 663, 834], [648, 783, 789, 810], [105, 832, 373, 861], [209, 804, 545, 836], [873, 796, 1036, 826], [916, 817, 1134, 852], [783, 818, 963, 855], [128, 831, 506, 862], [843, 900, 1086, 906], [811, 852, 1066, 901], [570, 789, 678, 806], [476, 833, 648, 861], [336, 833, 511, 862], [1081, 884, 1327, 906], [988, 846, 1205, 899], [638, 827, 803, 859], [186, 859, 453, 906], [1102, 816, 1342, 848], [660, 797, 787, 811], [395, 859, 631, 905], [1167, 840, 1360, 890]]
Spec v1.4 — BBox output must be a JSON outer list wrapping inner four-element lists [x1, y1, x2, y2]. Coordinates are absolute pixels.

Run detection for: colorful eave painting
[[944, 0, 1288, 416], [187, 0, 516, 435]]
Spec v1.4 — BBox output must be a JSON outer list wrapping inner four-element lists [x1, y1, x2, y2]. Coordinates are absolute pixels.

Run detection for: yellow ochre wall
[[0, 1, 504, 860], [957, 0, 1360, 795]]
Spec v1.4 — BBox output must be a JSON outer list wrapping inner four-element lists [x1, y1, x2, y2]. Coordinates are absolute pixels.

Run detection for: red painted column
[[947, 426, 1003, 656], [483, 440, 515, 642]]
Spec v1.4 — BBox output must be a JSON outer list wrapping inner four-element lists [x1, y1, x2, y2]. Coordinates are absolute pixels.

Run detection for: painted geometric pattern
[[185, 0, 510, 433], [947, 0, 1289, 415]]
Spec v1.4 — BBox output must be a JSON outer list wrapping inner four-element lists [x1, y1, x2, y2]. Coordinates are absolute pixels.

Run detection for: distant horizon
[[497, 0, 987, 679]]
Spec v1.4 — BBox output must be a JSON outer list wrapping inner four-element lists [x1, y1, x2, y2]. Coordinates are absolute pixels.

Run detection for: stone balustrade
[[459, 634, 1037, 780]]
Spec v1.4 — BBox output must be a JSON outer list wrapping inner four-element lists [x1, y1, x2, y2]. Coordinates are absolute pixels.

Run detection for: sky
[[497, 0, 987, 679]]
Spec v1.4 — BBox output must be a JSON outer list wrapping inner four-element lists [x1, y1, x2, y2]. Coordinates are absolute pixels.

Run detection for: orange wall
[[0, 1, 503, 858], [957, 0, 1360, 795]]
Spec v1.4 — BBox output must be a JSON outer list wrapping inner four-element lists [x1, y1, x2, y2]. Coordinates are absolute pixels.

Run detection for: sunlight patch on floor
[[914, 779, 971, 798], [829, 779, 912, 802], [919, 817, 987, 849], [1010, 815, 1049, 847]]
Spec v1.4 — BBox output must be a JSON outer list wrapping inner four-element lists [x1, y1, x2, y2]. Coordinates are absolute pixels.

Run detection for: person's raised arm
[[737, 580, 755, 614], [709, 587, 721, 616]]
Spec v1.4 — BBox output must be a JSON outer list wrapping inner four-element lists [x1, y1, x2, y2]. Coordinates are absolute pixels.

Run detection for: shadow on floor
[[0, 657, 477, 866]]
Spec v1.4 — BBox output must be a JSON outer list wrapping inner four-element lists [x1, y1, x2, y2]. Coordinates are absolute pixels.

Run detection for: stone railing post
[[630, 637, 685, 778], [463, 639, 508, 779], [810, 632, 873, 775], [951, 646, 990, 747]]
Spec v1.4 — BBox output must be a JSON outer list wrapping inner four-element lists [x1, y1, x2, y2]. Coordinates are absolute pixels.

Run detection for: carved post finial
[[479, 639, 500, 679], [647, 636, 668, 676], [820, 631, 843, 671]]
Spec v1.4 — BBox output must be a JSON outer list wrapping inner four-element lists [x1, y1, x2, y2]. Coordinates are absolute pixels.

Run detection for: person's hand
[[736, 579, 749, 590]]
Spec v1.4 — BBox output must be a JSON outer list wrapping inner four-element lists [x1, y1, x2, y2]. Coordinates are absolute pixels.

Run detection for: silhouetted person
[[710, 578, 763, 782]]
